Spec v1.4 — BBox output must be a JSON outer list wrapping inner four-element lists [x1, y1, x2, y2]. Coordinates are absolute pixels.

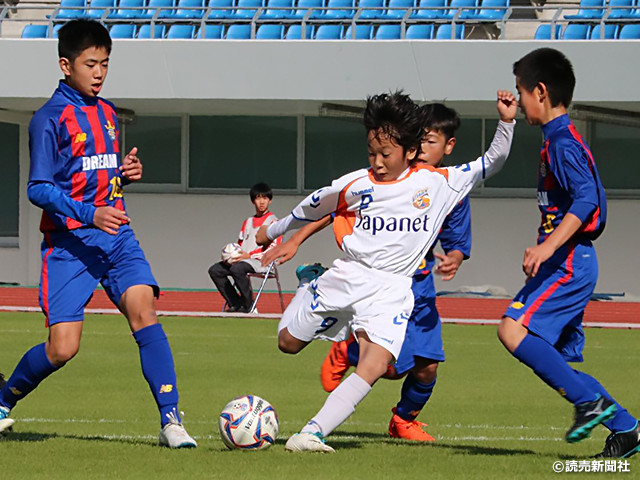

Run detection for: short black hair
[[513, 48, 575, 108], [58, 19, 112, 62], [363, 91, 423, 155], [421, 103, 461, 141], [250, 182, 273, 201]]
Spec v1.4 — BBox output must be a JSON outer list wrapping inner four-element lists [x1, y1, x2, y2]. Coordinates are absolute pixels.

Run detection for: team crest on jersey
[[412, 189, 431, 209], [105, 120, 117, 141]]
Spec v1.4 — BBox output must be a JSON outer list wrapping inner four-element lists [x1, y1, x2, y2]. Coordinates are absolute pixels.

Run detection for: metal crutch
[[249, 261, 276, 313]]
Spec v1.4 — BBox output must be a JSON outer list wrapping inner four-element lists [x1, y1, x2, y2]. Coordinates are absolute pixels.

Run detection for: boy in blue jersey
[[0, 20, 196, 448], [498, 48, 639, 458]]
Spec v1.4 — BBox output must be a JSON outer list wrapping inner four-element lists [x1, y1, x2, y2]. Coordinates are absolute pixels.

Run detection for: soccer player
[[257, 91, 516, 452], [497, 48, 639, 458], [0, 20, 196, 448]]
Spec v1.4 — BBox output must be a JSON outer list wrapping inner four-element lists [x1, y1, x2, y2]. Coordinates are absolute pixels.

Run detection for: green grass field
[[1, 312, 638, 479]]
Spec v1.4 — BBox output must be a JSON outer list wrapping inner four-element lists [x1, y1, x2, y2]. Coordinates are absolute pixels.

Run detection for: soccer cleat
[[320, 338, 353, 393], [595, 422, 640, 459], [566, 395, 617, 443], [159, 411, 197, 449], [295, 263, 327, 285], [285, 432, 335, 453], [0, 374, 14, 434], [388, 408, 435, 442]]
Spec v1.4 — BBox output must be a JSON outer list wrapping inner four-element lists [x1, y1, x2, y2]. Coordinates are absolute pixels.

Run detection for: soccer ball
[[218, 395, 279, 450], [221, 242, 243, 264]]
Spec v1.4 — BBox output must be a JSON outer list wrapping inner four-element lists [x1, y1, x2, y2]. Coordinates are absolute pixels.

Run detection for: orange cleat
[[320, 338, 354, 392], [388, 408, 436, 442]]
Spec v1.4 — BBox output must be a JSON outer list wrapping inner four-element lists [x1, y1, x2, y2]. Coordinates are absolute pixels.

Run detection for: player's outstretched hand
[[522, 242, 554, 278], [497, 90, 517, 123], [120, 147, 143, 182], [94, 206, 130, 235], [434, 251, 464, 281], [261, 241, 299, 267], [256, 225, 271, 247]]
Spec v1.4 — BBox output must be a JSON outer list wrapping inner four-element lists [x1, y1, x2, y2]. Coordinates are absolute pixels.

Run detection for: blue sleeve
[[27, 182, 96, 225], [438, 196, 472, 259], [28, 113, 59, 184], [550, 141, 598, 222]]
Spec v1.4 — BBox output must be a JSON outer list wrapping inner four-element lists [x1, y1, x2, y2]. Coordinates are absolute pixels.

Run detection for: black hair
[[58, 19, 112, 62], [513, 48, 575, 108], [250, 182, 273, 201], [421, 103, 461, 141], [363, 91, 423, 155]]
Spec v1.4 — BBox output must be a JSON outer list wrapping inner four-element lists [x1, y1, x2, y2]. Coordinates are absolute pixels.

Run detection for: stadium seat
[[564, 0, 605, 20], [435, 0, 477, 19], [256, 23, 285, 38], [290, 0, 324, 18], [260, 0, 294, 18], [21, 24, 49, 38], [285, 23, 313, 38], [434, 22, 464, 38], [201, 23, 224, 37], [54, 0, 87, 20], [607, 0, 635, 19], [357, 0, 384, 19], [138, 23, 166, 37], [561, 23, 590, 39], [109, 0, 146, 19], [589, 23, 618, 39], [619, 23, 640, 38], [207, 0, 234, 18], [142, 0, 174, 19], [314, 24, 343, 38], [159, 0, 205, 18], [411, 0, 446, 19], [467, 0, 508, 20], [533, 23, 562, 39], [233, 0, 264, 18], [167, 24, 196, 37], [343, 23, 373, 38], [85, 0, 116, 19], [380, 0, 416, 19], [405, 23, 434, 38], [226, 23, 252, 38], [374, 24, 401, 39], [322, 0, 354, 19], [110, 23, 136, 37], [53, 23, 64, 37]]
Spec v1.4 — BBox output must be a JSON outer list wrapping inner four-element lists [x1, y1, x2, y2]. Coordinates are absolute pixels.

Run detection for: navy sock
[[347, 339, 360, 367], [0, 343, 58, 410], [573, 370, 637, 432], [133, 324, 180, 427], [512, 334, 596, 405], [395, 375, 436, 421]]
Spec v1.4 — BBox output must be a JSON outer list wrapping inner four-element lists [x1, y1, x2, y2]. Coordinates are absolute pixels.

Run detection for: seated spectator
[[208, 183, 281, 312]]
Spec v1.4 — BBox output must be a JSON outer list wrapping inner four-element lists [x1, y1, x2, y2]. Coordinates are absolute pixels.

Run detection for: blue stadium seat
[[607, 0, 635, 19], [380, 0, 415, 19], [110, 23, 136, 37], [589, 23, 618, 39], [138, 23, 166, 37], [226, 23, 252, 38], [291, 0, 323, 18], [167, 24, 196, 37], [619, 23, 640, 38], [142, 0, 174, 18], [201, 23, 224, 37], [435, 0, 477, 19], [233, 0, 264, 18], [109, 0, 146, 19], [53, 23, 64, 37], [374, 24, 401, 39], [159, 0, 205, 18], [343, 23, 373, 38], [323, 0, 354, 19], [561, 23, 590, 39], [405, 23, 434, 38], [534, 23, 562, 39], [54, 0, 87, 20], [314, 24, 343, 38], [256, 23, 285, 38], [564, 0, 605, 20], [85, 0, 116, 19], [466, 0, 508, 20], [208, 0, 234, 18], [285, 24, 313, 38], [411, 0, 446, 19], [357, 0, 384, 19], [21, 24, 49, 38], [434, 23, 464, 38], [260, 0, 294, 18]]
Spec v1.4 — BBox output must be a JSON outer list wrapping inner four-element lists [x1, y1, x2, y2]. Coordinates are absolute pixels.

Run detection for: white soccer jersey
[[268, 120, 514, 277]]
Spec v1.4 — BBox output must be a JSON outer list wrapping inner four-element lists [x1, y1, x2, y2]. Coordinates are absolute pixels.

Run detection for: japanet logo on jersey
[[82, 153, 118, 171], [412, 189, 431, 209]]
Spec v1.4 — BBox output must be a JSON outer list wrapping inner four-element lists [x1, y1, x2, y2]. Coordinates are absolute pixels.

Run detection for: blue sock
[[0, 343, 58, 410], [573, 370, 637, 432], [512, 334, 597, 405], [133, 324, 180, 427], [395, 375, 436, 421], [347, 340, 360, 367]]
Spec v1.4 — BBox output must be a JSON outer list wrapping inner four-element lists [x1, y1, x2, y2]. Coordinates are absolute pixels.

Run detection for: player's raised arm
[[261, 215, 332, 266]]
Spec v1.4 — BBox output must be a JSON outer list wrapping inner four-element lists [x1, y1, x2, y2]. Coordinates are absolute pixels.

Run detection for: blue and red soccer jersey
[[504, 114, 607, 361]]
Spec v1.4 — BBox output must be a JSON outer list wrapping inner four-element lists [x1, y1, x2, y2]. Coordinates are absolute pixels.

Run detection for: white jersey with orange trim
[[267, 120, 514, 277], [238, 211, 282, 273]]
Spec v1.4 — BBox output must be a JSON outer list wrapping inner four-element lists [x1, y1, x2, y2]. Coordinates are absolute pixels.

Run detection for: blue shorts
[[503, 241, 597, 362], [39, 225, 159, 326], [394, 273, 445, 375]]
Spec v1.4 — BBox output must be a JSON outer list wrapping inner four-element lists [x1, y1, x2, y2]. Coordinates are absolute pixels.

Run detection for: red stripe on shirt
[[66, 171, 87, 229], [568, 124, 601, 233], [94, 169, 110, 207], [522, 244, 575, 327], [41, 233, 54, 327], [60, 105, 86, 158], [98, 100, 119, 153], [82, 106, 106, 154]]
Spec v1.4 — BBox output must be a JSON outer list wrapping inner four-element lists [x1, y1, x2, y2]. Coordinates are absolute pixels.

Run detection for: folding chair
[[221, 263, 286, 313]]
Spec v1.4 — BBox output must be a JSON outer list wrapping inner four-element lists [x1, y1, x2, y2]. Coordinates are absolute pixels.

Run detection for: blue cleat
[[566, 395, 617, 443], [295, 263, 327, 285]]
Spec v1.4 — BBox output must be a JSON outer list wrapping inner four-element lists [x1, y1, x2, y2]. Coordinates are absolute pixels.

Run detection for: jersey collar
[[541, 113, 571, 141], [56, 80, 100, 107]]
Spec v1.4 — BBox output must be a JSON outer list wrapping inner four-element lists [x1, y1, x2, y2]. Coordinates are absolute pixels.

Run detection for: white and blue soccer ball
[[218, 395, 279, 450], [220, 242, 243, 264]]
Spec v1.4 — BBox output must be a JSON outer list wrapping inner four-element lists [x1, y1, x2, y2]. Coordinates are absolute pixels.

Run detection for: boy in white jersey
[[257, 91, 517, 452]]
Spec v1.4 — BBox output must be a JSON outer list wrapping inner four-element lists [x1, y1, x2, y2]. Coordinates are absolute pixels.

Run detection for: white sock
[[301, 373, 372, 437], [277, 285, 309, 334]]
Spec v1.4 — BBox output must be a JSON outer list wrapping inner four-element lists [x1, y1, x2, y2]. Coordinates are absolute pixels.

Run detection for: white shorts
[[279, 258, 414, 360]]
